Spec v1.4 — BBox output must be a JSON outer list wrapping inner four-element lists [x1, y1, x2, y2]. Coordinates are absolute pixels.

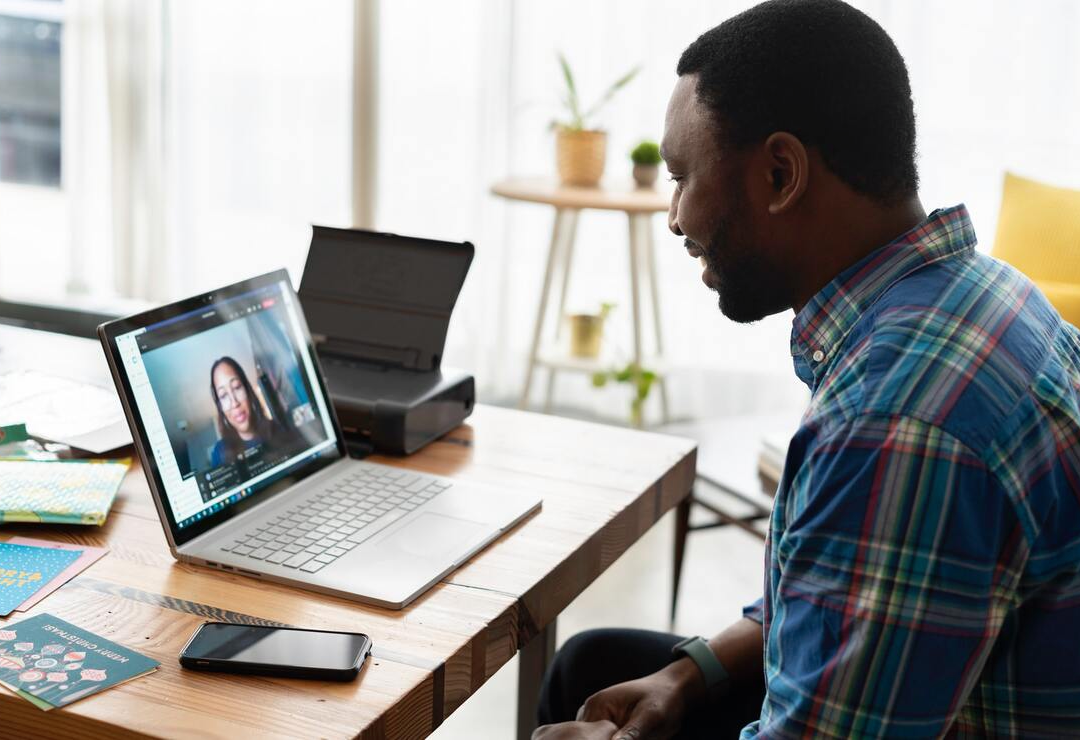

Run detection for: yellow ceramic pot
[[568, 313, 604, 358]]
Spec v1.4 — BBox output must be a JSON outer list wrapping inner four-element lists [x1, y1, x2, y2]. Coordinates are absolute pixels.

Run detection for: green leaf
[[558, 53, 581, 127], [630, 140, 662, 165], [591, 372, 609, 387], [636, 374, 655, 401], [581, 65, 640, 122]]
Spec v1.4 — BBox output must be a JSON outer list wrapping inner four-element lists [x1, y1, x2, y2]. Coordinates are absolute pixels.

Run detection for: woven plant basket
[[556, 128, 606, 187]]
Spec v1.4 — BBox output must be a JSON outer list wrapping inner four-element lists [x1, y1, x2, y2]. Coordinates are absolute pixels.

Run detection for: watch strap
[[671, 636, 728, 689]]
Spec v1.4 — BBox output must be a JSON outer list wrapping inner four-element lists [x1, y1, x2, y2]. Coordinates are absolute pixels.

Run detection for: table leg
[[517, 619, 557, 740], [521, 209, 571, 409], [641, 215, 671, 423], [544, 210, 579, 413], [627, 213, 654, 427], [672, 495, 692, 626], [627, 215, 644, 364]]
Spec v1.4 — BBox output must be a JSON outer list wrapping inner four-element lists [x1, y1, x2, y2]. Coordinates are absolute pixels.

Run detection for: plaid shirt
[[741, 205, 1080, 738]]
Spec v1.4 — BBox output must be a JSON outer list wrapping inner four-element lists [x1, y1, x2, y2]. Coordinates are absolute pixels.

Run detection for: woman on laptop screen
[[209, 356, 289, 466]]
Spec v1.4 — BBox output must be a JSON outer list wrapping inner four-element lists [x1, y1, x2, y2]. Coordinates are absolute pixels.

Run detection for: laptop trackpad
[[377, 512, 489, 560]]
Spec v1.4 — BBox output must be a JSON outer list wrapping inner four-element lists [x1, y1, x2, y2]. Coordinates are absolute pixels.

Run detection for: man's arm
[[549, 617, 763, 740], [680, 616, 765, 705], [755, 414, 1028, 738]]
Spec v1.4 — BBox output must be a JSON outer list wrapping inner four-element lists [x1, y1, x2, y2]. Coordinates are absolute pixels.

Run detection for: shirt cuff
[[742, 597, 765, 624]]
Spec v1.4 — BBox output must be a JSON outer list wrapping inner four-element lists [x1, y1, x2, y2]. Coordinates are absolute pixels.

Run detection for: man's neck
[[790, 195, 927, 314]]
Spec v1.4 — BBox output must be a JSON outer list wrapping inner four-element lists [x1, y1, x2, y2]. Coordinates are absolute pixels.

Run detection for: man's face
[[661, 75, 789, 323]]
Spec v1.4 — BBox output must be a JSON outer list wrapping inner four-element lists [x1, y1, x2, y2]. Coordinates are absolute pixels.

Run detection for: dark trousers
[[537, 628, 765, 739]]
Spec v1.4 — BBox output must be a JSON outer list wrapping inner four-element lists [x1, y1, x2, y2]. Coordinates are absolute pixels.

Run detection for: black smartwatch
[[671, 636, 729, 689]]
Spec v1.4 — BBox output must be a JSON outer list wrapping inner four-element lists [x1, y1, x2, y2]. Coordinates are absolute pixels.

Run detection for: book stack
[[756, 432, 789, 495]]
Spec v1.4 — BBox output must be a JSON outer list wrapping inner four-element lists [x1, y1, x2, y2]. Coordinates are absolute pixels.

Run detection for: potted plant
[[568, 302, 615, 359], [630, 140, 662, 188], [553, 53, 639, 188], [591, 362, 658, 427]]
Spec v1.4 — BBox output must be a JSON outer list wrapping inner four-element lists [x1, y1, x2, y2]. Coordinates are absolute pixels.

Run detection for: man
[[534, 1, 1080, 738]]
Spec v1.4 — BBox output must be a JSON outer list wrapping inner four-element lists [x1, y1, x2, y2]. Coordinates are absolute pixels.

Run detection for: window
[[0, 1, 62, 187], [0, 0, 67, 302]]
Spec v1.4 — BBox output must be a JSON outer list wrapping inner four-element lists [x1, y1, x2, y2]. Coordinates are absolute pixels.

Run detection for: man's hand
[[532, 719, 618, 739], [575, 662, 703, 740], [536, 619, 763, 740]]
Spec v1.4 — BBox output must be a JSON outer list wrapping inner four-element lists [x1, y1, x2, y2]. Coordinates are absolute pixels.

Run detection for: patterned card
[[6, 537, 109, 612], [0, 613, 159, 710], [0, 544, 82, 617], [0, 459, 129, 526]]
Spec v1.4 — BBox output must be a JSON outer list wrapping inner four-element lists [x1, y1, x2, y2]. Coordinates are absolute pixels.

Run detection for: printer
[[298, 226, 476, 456]]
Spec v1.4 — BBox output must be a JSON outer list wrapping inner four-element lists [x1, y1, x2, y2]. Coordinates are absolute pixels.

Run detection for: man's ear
[[762, 132, 809, 215]]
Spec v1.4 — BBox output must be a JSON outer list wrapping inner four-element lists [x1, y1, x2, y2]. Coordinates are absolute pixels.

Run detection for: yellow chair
[[992, 172, 1080, 327]]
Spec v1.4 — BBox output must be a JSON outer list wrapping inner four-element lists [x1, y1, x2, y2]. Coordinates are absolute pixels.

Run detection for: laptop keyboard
[[218, 466, 451, 574]]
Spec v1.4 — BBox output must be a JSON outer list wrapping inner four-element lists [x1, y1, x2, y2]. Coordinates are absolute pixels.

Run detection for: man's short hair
[[677, 0, 918, 204]]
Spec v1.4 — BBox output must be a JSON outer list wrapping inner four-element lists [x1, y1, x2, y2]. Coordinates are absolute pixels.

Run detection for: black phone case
[[178, 622, 372, 682]]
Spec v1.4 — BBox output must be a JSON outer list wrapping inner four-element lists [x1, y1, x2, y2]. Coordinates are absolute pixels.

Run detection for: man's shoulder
[[793, 251, 1080, 543], [804, 251, 1071, 460], [846, 251, 1062, 449]]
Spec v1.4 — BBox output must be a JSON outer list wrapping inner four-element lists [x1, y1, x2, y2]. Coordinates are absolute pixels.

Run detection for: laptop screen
[[112, 276, 341, 534]]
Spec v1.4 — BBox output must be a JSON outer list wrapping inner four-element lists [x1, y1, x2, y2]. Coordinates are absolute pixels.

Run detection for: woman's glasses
[[217, 380, 248, 411]]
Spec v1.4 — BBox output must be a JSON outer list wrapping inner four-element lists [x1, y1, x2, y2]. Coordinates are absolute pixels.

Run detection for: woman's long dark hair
[[210, 356, 277, 461]]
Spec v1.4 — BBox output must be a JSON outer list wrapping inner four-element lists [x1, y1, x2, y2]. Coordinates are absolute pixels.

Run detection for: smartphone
[[179, 622, 372, 681]]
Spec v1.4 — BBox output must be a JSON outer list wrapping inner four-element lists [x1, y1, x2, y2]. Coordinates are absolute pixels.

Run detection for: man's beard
[[689, 217, 784, 324]]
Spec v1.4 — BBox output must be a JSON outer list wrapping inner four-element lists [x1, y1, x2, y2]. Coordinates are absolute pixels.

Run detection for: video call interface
[[124, 282, 339, 529]]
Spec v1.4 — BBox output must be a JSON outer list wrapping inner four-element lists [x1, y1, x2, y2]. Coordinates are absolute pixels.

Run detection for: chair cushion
[[992, 172, 1080, 285], [1036, 280, 1080, 328]]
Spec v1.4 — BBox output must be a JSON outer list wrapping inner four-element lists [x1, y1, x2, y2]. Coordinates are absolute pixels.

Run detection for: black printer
[[298, 226, 476, 456]]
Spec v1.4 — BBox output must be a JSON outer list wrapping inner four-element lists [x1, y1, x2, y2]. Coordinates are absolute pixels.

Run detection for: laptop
[[98, 269, 541, 609]]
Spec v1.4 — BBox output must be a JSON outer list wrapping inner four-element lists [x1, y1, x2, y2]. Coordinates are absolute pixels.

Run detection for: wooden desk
[[492, 178, 674, 425], [0, 405, 695, 739]]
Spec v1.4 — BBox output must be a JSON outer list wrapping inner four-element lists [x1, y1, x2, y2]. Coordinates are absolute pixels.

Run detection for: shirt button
[[812, 350, 825, 362]]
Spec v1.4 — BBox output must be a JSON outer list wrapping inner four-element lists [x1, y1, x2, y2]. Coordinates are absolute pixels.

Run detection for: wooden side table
[[492, 177, 673, 425]]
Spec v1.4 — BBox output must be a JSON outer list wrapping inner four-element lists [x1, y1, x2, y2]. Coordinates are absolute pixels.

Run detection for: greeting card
[[0, 543, 82, 616], [0, 613, 159, 709]]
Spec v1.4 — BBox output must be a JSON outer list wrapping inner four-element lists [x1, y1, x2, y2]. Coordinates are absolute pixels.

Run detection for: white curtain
[[163, 0, 353, 300], [43, 0, 1080, 423], [58, 0, 354, 304], [63, 0, 167, 301], [374, 0, 1080, 423]]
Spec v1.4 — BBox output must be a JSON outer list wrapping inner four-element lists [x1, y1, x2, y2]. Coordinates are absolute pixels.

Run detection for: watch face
[[671, 636, 728, 688]]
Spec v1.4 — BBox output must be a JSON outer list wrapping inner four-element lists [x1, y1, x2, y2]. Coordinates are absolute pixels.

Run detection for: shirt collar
[[790, 204, 977, 388]]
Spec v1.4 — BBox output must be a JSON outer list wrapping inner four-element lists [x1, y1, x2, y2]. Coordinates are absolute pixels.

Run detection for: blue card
[[0, 543, 82, 616]]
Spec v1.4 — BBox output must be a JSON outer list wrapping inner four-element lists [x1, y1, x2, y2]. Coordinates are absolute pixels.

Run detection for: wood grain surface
[[0, 405, 696, 739], [491, 177, 672, 213]]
